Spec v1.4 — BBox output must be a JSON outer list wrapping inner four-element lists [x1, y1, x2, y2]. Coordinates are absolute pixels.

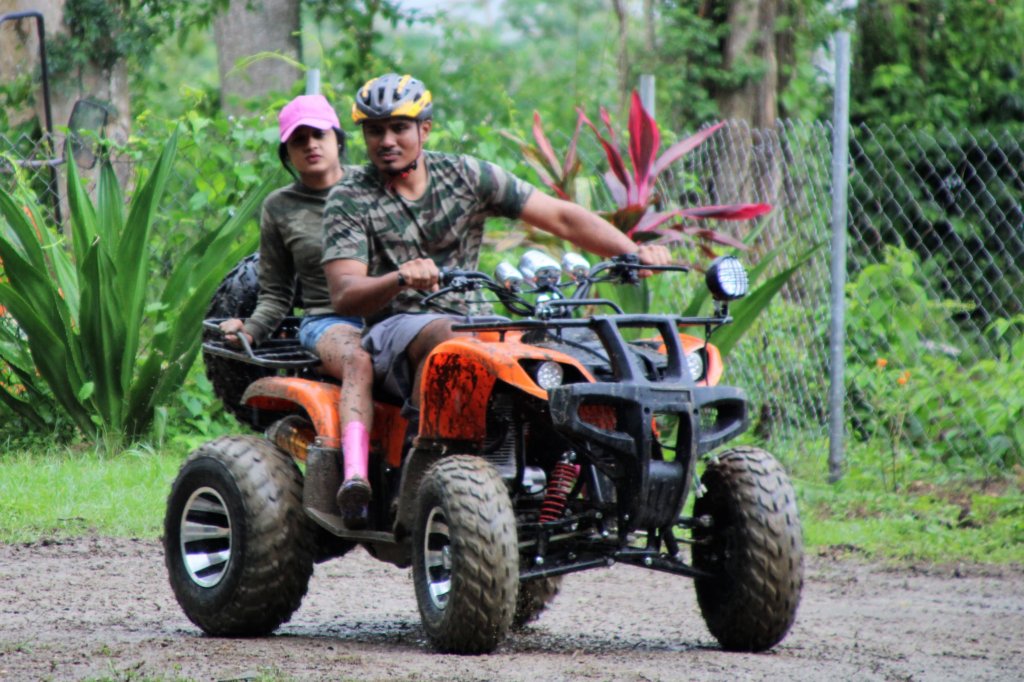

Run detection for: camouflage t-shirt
[[244, 176, 352, 343], [321, 151, 534, 323]]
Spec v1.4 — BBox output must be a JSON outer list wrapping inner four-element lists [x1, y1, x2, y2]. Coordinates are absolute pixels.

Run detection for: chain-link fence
[[0, 131, 64, 223], [678, 120, 836, 447], [669, 120, 1023, 471], [3, 118, 1022, 470]]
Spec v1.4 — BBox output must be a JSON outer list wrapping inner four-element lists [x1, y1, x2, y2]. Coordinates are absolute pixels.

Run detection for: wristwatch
[[396, 271, 407, 287]]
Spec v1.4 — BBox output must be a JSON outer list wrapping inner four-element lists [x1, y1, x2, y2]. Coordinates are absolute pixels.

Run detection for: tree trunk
[[214, 0, 302, 112], [707, 0, 784, 217], [643, 0, 656, 51], [611, 0, 630, 118], [714, 0, 778, 129]]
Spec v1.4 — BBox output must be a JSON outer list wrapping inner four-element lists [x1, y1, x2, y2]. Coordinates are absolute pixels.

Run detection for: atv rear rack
[[202, 319, 320, 370]]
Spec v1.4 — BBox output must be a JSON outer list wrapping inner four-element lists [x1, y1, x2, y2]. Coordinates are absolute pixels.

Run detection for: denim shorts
[[298, 314, 363, 353]]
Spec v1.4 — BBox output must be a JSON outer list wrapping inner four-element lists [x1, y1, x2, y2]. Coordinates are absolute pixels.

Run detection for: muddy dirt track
[[0, 537, 1021, 681]]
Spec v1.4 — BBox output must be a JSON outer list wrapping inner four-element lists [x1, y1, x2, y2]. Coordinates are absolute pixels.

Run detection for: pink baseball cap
[[278, 95, 341, 142]]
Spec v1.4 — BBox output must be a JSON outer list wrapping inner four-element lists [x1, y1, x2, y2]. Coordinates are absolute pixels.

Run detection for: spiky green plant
[[0, 130, 270, 442]]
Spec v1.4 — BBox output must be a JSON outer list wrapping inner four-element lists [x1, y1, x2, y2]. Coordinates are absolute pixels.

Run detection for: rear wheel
[[203, 253, 304, 429], [163, 435, 315, 635], [692, 446, 803, 652], [412, 455, 519, 653]]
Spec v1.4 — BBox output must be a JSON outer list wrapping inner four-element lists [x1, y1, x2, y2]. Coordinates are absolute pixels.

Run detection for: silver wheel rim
[[179, 486, 232, 588], [422, 506, 452, 610]]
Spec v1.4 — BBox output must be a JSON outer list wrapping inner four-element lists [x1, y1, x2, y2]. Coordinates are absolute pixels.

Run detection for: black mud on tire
[[412, 456, 519, 654], [512, 576, 562, 629], [163, 435, 316, 636], [692, 446, 804, 652]]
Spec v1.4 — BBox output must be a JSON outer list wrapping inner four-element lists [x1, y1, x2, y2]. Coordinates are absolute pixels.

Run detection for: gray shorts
[[361, 313, 506, 403]]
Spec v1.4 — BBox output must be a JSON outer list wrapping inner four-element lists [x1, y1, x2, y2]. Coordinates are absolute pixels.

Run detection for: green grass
[[0, 442, 189, 543], [2, 428, 1022, 567], [773, 434, 1024, 566]]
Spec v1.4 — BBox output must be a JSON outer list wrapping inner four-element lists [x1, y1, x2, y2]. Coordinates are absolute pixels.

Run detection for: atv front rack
[[202, 319, 320, 370], [453, 313, 729, 382]]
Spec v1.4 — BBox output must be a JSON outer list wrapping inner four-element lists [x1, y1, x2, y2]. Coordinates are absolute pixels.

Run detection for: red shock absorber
[[539, 460, 581, 522]]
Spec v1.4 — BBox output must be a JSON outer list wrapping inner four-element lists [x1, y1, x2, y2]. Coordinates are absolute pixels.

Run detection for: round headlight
[[534, 361, 564, 390], [686, 350, 706, 382], [706, 255, 749, 301]]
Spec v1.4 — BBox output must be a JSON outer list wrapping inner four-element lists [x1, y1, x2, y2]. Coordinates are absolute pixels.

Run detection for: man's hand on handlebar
[[636, 244, 671, 278], [397, 258, 441, 292], [218, 318, 254, 348]]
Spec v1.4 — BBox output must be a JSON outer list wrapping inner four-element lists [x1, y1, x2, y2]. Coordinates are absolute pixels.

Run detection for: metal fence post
[[828, 31, 852, 482], [639, 74, 655, 119], [305, 68, 321, 95]]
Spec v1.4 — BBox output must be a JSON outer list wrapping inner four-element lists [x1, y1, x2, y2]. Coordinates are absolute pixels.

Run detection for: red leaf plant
[[577, 91, 771, 252], [500, 111, 585, 202]]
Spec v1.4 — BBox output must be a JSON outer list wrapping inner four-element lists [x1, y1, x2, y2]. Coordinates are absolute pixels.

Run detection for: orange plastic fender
[[417, 336, 594, 442], [243, 376, 409, 469], [243, 377, 343, 442]]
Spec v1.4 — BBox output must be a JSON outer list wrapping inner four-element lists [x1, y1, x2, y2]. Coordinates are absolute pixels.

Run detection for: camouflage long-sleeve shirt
[[243, 179, 349, 343], [321, 151, 534, 324]]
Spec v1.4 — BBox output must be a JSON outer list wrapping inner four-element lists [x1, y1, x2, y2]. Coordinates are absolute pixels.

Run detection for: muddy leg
[[316, 325, 374, 527]]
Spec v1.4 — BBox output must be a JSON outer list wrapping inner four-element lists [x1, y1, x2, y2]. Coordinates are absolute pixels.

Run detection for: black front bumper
[[548, 381, 748, 529]]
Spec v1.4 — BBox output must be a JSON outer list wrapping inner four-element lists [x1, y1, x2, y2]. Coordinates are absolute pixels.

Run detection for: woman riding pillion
[[219, 94, 374, 528]]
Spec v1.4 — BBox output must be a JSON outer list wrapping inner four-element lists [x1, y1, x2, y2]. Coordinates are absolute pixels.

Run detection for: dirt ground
[[0, 537, 1021, 682]]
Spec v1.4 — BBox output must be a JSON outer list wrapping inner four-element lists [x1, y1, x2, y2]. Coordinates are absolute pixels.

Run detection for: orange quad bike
[[163, 251, 804, 654]]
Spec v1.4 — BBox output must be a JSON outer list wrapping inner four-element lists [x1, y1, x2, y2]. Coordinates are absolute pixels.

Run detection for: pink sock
[[343, 422, 370, 482]]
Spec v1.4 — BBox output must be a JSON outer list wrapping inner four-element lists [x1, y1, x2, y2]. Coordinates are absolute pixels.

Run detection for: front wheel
[[163, 435, 316, 636], [691, 446, 804, 652], [412, 455, 519, 653], [512, 576, 562, 629]]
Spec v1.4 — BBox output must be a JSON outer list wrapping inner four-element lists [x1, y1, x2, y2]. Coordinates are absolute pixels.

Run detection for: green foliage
[[0, 132, 271, 443], [126, 104, 284, 293], [336, 0, 617, 138], [647, 1, 841, 130], [304, 0, 414, 84], [151, 357, 238, 452], [853, 0, 1024, 129], [846, 246, 1024, 475], [707, 242, 822, 358], [643, 1, 731, 127], [849, 127, 1024, 331], [0, 74, 37, 140]]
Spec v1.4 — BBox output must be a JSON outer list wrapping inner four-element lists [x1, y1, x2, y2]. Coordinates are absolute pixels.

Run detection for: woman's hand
[[218, 318, 253, 348]]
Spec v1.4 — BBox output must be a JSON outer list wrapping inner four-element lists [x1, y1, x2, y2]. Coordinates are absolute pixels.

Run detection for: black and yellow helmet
[[352, 73, 433, 124]]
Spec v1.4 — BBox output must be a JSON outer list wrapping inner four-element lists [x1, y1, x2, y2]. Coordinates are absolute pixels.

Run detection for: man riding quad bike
[[164, 250, 804, 654]]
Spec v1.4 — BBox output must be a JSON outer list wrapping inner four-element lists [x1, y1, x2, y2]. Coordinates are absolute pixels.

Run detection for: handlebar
[[420, 255, 691, 320]]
